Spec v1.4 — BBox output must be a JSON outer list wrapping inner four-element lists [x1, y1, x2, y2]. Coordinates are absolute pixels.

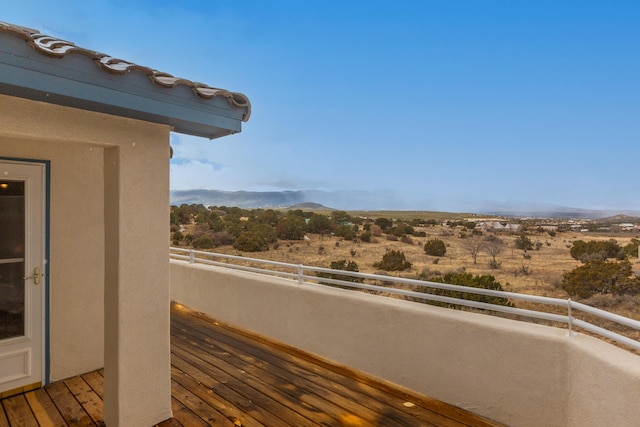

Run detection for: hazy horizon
[[170, 188, 640, 218], [4, 1, 639, 212]]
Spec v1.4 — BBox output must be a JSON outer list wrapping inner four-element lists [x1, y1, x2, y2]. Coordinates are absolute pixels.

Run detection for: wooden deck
[[0, 304, 505, 426]]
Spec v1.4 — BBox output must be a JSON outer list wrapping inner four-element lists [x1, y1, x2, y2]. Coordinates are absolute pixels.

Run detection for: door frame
[[0, 157, 50, 391]]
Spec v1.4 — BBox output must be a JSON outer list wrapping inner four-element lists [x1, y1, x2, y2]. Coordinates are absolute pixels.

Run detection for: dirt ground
[[192, 225, 640, 321]]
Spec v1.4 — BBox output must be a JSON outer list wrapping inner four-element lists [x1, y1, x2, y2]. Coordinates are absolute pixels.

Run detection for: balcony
[[168, 250, 640, 427], [0, 303, 500, 426], [2, 251, 639, 426]]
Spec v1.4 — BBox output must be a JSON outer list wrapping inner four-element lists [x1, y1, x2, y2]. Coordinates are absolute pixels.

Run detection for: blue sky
[[4, 1, 639, 212]]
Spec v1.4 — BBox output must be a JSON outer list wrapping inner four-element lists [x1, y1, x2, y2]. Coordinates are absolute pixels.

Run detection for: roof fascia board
[[0, 34, 245, 139]]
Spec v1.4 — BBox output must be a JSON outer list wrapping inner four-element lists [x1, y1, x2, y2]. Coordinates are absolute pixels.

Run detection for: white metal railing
[[170, 247, 640, 351]]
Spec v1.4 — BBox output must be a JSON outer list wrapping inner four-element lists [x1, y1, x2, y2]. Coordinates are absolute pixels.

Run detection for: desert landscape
[[171, 205, 640, 325]]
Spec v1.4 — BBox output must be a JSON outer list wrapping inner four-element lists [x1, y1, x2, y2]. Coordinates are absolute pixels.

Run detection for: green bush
[[374, 217, 393, 231], [234, 231, 269, 252], [334, 224, 356, 240], [317, 260, 365, 287], [276, 215, 307, 240], [418, 272, 513, 308], [570, 239, 623, 262], [192, 236, 214, 249], [390, 223, 414, 237], [624, 239, 640, 258], [424, 238, 446, 256], [374, 250, 412, 271], [561, 259, 640, 298], [360, 231, 372, 243], [514, 234, 533, 250]]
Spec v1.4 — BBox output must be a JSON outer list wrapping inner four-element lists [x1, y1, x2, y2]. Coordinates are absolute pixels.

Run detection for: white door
[[0, 160, 45, 397]]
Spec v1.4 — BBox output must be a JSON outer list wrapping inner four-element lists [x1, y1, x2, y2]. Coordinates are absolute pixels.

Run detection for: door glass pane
[[0, 180, 25, 339]]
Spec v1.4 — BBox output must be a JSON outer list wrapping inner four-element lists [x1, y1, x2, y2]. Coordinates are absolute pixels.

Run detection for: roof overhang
[[0, 22, 251, 139]]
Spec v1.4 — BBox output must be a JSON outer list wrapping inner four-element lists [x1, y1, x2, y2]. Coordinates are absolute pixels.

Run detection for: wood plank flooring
[[0, 304, 505, 426]]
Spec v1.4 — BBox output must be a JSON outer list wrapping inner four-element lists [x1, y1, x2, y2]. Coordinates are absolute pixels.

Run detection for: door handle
[[24, 267, 42, 285]]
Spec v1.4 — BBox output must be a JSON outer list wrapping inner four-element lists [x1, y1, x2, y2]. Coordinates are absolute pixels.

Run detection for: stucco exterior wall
[[0, 138, 105, 380], [171, 261, 640, 427], [0, 94, 173, 425]]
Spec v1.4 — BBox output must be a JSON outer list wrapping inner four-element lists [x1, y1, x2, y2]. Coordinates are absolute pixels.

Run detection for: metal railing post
[[298, 264, 304, 285], [189, 249, 195, 264], [567, 299, 574, 336]]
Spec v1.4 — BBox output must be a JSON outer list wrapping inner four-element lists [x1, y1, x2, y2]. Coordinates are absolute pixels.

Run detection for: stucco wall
[[1, 94, 173, 425], [171, 261, 640, 427], [0, 138, 105, 380]]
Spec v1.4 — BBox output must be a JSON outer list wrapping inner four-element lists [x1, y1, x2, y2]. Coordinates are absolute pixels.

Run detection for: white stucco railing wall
[[170, 260, 640, 427]]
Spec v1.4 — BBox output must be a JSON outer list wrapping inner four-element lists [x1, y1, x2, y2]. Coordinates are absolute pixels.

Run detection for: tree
[[374, 217, 393, 231], [462, 236, 485, 264], [484, 235, 504, 268], [334, 224, 356, 240], [374, 250, 412, 271], [390, 223, 415, 237], [418, 272, 513, 309], [570, 239, 623, 263], [192, 236, 214, 249], [514, 234, 533, 251], [424, 238, 446, 256], [249, 223, 277, 244], [561, 259, 640, 298], [317, 259, 364, 287], [308, 213, 333, 235], [234, 231, 269, 252], [624, 239, 640, 258], [276, 215, 307, 240], [330, 210, 352, 225]]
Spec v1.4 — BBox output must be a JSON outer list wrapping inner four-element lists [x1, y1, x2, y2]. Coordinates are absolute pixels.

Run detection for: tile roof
[[0, 21, 250, 121]]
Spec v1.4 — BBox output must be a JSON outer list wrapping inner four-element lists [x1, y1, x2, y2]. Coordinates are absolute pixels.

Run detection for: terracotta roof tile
[[0, 21, 251, 121]]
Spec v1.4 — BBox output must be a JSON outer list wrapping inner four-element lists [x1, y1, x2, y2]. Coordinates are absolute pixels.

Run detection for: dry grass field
[[185, 222, 640, 324]]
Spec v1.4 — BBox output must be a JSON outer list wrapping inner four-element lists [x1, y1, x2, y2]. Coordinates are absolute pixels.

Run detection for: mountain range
[[170, 189, 640, 219]]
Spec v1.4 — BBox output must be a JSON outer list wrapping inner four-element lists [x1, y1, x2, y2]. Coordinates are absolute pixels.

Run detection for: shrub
[[417, 272, 513, 308], [570, 239, 623, 262], [561, 259, 640, 298], [374, 250, 412, 271], [317, 259, 365, 287], [211, 230, 236, 246], [624, 239, 640, 258], [488, 259, 502, 269], [192, 236, 214, 249], [334, 224, 356, 240], [400, 235, 414, 244], [390, 223, 414, 237], [360, 231, 372, 243], [250, 223, 277, 243], [374, 217, 393, 231], [424, 238, 446, 256], [514, 234, 533, 250], [234, 231, 269, 252], [370, 224, 383, 237], [276, 215, 307, 240]]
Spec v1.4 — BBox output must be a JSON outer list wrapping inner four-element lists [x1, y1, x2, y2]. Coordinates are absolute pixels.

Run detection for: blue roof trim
[[0, 22, 250, 139]]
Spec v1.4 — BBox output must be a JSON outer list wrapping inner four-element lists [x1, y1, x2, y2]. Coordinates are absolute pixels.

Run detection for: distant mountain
[[476, 200, 640, 219], [171, 189, 306, 208], [170, 189, 403, 211], [170, 189, 640, 219], [596, 214, 640, 224], [287, 202, 333, 210]]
